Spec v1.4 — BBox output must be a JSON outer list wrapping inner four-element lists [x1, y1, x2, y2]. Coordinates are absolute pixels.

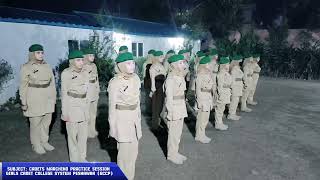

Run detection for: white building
[[0, 6, 200, 104]]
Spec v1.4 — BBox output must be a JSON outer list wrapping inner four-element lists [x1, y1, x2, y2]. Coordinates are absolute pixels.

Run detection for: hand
[[149, 91, 153, 98], [63, 115, 70, 122], [21, 105, 28, 111]]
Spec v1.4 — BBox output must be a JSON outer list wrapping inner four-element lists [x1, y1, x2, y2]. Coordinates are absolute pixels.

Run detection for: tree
[[0, 59, 13, 94]]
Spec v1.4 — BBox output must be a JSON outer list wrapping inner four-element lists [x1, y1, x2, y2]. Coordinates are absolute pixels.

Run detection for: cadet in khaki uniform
[[107, 52, 142, 180], [178, 50, 191, 90], [164, 54, 188, 165], [195, 56, 214, 143], [190, 51, 206, 92], [227, 55, 244, 121], [149, 51, 166, 130], [209, 49, 219, 107], [214, 57, 232, 131], [248, 54, 261, 105], [83, 49, 100, 138], [142, 49, 156, 90], [241, 56, 254, 112], [20, 44, 56, 154], [163, 50, 175, 73], [61, 50, 90, 162]]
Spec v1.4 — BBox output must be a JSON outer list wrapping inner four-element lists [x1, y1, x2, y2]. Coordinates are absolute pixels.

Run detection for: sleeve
[[216, 73, 224, 97], [95, 65, 101, 94], [19, 65, 29, 106], [142, 61, 147, 79], [107, 78, 117, 137], [149, 66, 156, 92], [195, 75, 202, 100], [136, 78, 142, 121], [49, 69, 57, 103], [165, 78, 174, 111], [61, 71, 69, 118]]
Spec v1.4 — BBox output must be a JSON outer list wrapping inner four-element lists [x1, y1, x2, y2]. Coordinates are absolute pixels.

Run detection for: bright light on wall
[[168, 37, 184, 50]]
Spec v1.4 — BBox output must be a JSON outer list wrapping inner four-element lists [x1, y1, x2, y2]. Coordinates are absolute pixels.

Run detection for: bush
[[0, 59, 13, 94]]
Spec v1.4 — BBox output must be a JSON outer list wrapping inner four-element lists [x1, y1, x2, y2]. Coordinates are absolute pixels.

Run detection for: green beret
[[196, 51, 206, 58], [116, 52, 134, 63], [219, 56, 230, 64], [243, 53, 253, 59], [231, 55, 243, 61], [119, 46, 128, 51], [153, 51, 163, 57], [253, 54, 260, 58], [148, 49, 156, 55], [167, 50, 175, 54], [178, 49, 189, 55], [29, 44, 43, 52], [168, 54, 184, 63], [210, 49, 218, 56], [199, 56, 211, 64], [83, 49, 94, 55], [68, 50, 83, 59]]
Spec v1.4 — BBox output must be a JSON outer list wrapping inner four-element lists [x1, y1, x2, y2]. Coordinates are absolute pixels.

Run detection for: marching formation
[[19, 44, 261, 180]]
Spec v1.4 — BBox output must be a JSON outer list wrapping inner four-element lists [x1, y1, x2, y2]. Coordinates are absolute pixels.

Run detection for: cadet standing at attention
[[190, 50, 206, 92], [209, 48, 219, 108], [19, 44, 56, 154], [149, 51, 166, 131], [178, 50, 191, 90], [241, 55, 254, 112], [164, 54, 188, 165], [214, 56, 232, 131], [83, 49, 100, 138], [61, 50, 90, 162], [115, 46, 129, 74], [142, 49, 156, 90], [107, 52, 142, 180], [195, 55, 214, 143], [163, 50, 175, 73], [248, 54, 261, 105], [227, 55, 244, 121]]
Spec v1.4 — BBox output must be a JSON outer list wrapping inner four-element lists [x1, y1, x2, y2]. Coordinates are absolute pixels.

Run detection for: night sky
[[0, 0, 319, 28]]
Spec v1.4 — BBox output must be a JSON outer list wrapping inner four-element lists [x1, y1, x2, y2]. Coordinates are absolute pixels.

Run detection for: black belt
[[28, 82, 50, 88], [67, 92, 86, 98], [116, 104, 138, 110]]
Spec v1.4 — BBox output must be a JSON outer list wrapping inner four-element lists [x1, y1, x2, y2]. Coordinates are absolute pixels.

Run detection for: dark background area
[[0, 0, 320, 28]]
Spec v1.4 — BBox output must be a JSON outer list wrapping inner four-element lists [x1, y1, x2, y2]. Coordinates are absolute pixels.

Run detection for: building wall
[[0, 21, 110, 104], [0, 21, 200, 104]]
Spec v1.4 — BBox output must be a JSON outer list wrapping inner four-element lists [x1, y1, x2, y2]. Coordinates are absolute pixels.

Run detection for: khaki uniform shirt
[[107, 74, 142, 142], [84, 63, 100, 102], [149, 62, 167, 92], [216, 70, 232, 104], [230, 66, 244, 97], [61, 68, 90, 122], [164, 73, 188, 121], [243, 63, 254, 90], [19, 62, 56, 117], [195, 68, 216, 111]]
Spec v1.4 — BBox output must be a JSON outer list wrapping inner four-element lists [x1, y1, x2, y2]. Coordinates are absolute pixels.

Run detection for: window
[[132, 43, 137, 57], [132, 42, 144, 57], [138, 43, 143, 57], [68, 40, 79, 52], [80, 40, 90, 50]]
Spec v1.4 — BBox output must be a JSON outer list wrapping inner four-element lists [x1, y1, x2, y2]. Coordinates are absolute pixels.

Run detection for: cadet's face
[[74, 58, 84, 69], [184, 53, 190, 61], [158, 55, 165, 63], [224, 64, 230, 71], [34, 51, 44, 61], [125, 60, 135, 74], [86, 54, 95, 62]]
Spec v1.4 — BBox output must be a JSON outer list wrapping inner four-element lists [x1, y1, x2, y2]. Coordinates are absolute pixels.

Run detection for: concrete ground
[[0, 78, 320, 180]]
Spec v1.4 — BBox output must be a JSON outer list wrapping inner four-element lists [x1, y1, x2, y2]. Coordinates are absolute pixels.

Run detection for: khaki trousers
[[229, 96, 240, 115], [195, 110, 210, 139], [248, 83, 257, 102], [241, 88, 251, 109], [117, 137, 139, 180], [66, 121, 88, 162], [167, 119, 184, 159], [29, 113, 52, 146], [215, 103, 226, 125], [88, 100, 98, 136]]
